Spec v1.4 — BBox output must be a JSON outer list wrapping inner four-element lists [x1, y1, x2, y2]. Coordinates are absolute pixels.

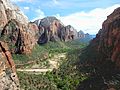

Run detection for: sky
[[11, 0, 120, 34]]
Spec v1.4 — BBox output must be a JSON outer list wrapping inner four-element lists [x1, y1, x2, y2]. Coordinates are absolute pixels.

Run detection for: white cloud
[[31, 4, 120, 34], [31, 9, 45, 21], [23, 7, 30, 10], [56, 4, 120, 34], [44, 0, 66, 8], [52, 0, 59, 4], [11, 0, 34, 3]]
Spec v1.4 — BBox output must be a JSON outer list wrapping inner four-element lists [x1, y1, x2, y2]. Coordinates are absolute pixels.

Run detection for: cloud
[[31, 4, 120, 34], [52, 0, 59, 4], [31, 9, 45, 21], [42, 0, 73, 9], [56, 4, 120, 34], [11, 0, 34, 3], [23, 7, 30, 10]]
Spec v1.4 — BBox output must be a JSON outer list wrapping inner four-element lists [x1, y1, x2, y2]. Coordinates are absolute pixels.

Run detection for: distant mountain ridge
[[78, 30, 95, 43], [34, 16, 78, 44]]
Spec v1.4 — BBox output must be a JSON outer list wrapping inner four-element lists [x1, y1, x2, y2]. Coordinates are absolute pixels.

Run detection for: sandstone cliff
[[34, 17, 78, 44], [0, 0, 28, 32], [0, 0, 29, 29], [60, 25, 78, 41], [0, 19, 37, 54], [78, 30, 85, 38], [77, 7, 120, 90], [34, 17, 64, 44], [0, 41, 19, 90], [0, 0, 37, 54], [91, 7, 120, 68]]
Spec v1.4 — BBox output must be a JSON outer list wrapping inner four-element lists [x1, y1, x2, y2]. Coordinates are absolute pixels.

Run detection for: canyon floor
[[14, 40, 87, 90]]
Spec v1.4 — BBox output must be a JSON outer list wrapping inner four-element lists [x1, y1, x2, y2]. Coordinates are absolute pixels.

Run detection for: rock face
[[0, 0, 8, 31], [91, 7, 120, 68], [0, 0, 37, 54], [80, 7, 120, 67], [0, 0, 78, 53], [1, 0, 28, 24], [34, 17, 78, 44], [60, 25, 78, 41], [0, 41, 19, 90], [77, 7, 120, 90], [1, 20, 37, 54], [78, 30, 85, 38], [78, 31, 95, 43], [79, 33, 95, 43], [0, 0, 28, 33], [34, 17, 64, 44]]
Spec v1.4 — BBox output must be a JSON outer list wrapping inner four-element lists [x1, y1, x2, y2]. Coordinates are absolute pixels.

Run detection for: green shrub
[[17, 46, 88, 90]]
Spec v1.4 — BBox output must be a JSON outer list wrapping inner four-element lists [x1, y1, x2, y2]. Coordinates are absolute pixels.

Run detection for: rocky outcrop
[[0, 41, 19, 90], [1, 20, 37, 54], [34, 17, 64, 44], [0, 0, 78, 53], [91, 7, 120, 68], [1, 0, 28, 24], [60, 25, 78, 41], [78, 31, 95, 43], [0, 0, 8, 31], [34, 17, 78, 44], [79, 33, 95, 43], [0, 0, 37, 54], [78, 30, 85, 38], [77, 7, 120, 90], [80, 7, 120, 66], [0, 0, 28, 33]]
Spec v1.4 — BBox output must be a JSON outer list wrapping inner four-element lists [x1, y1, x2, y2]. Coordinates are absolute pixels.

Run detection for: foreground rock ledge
[[0, 41, 19, 90]]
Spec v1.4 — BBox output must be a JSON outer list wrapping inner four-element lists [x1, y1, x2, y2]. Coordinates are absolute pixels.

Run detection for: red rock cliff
[[92, 7, 120, 68], [0, 0, 38, 54], [0, 41, 19, 90]]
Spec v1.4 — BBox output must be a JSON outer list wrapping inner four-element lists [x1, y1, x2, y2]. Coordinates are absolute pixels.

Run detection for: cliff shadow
[[76, 44, 120, 90]]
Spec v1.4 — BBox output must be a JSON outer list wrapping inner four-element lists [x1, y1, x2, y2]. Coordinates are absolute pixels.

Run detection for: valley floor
[[14, 40, 120, 90], [14, 40, 88, 90]]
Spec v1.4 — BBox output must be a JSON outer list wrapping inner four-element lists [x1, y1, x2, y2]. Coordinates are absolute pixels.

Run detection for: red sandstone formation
[[0, 41, 19, 90]]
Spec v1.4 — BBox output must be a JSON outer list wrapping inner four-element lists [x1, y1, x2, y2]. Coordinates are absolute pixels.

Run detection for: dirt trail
[[17, 69, 52, 72], [17, 53, 66, 73], [48, 53, 66, 69]]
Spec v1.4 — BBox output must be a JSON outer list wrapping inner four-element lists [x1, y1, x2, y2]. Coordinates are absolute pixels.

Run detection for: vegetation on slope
[[13, 40, 86, 68], [76, 44, 120, 90], [17, 40, 88, 90], [16, 39, 120, 90], [17, 49, 87, 90]]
